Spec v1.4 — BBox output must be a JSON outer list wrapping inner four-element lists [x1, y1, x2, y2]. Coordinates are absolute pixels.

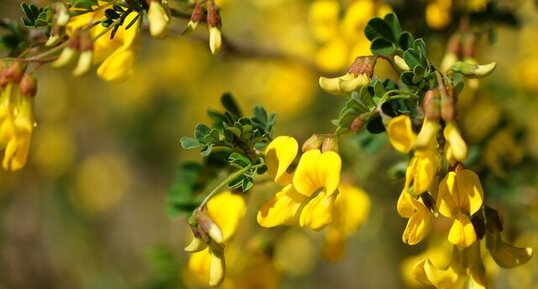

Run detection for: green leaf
[[398, 32, 414, 50], [194, 123, 211, 142], [365, 17, 395, 42], [200, 144, 213, 156], [412, 66, 425, 83], [180, 136, 203, 150], [370, 37, 396, 56], [403, 49, 422, 70], [384, 13, 401, 40], [413, 39, 428, 57], [221, 93, 242, 117], [400, 71, 415, 86], [229, 152, 251, 167]]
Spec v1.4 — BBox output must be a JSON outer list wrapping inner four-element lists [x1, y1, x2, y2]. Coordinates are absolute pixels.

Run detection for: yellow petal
[[209, 26, 222, 55], [316, 151, 341, 195], [148, 1, 170, 38], [189, 249, 211, 281], [415, 119, 440, 149], [73, 50, 93, 76], [397, 190, 415, 218], [185, 236, 208, 252], [322, 228, 346, 262], [420, 258, 464, 289], [437, 172, 456, 218], [207, 191, 246, 242], [455, 169, 484, 215], [448, 214, 476, 249], [209, 246, 226, 286], [413, 152, 437, 194], [444, 121, 468, 162], [97, 48, 135, 82], [264, 136, 298, 185], [402, 199, 432, 245], [257, 184, 307, 227], [293, 150, 321, 196], [299, 191, 336, 231], [331, 184, 370, 237], [387, 115, 416, 153]]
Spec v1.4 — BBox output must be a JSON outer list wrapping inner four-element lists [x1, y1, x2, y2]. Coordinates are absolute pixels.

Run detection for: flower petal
[[299, 191, 336, 231], [207, 191, 246, 242], [265, 136, 298, 185], [257, 184, 307, 227], [448, 214, 476, 249], [387, 115, 416, 153]]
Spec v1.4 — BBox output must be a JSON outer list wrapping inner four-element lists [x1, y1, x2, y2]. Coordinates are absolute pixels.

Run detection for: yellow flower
[[186, 191, 246, 286], [322, 183, 370, 261], [258, 137, 342, 231], [65, 6, 140, 82], [414, 243, 487, 289], [397, 191, 433, 245], [437, 169, 483, 249], [0, 74, 36, 172]]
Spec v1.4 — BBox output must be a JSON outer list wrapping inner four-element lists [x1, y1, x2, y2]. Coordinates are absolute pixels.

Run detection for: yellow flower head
[[437, 169, 483, 249], [308, 0, 340, 43], [258, 137, 342, 231]]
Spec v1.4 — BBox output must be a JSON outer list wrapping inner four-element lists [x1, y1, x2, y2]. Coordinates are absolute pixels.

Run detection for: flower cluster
[[0, 62, 37, 172]]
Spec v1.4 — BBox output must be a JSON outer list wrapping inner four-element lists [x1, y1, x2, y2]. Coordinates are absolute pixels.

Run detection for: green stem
[[199, 164, 252, 208]]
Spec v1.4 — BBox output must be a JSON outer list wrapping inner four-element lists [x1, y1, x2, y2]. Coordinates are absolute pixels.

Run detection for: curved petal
[[317, 151, 341, 195], [444, 121, 468, 162], [96, 48, 135, 82], [437, 172, 456, 218], [455, 169, 484, 215], [448, 214, 476, 249], [299, 191, 336, 231], [331, 184, 370, 237], [207, 191, 246, 242], [293, 150, 322, 196], [387, 115, 416, 153], [413, 152, 436, 194], [403, 199, 432, 245], [257, 184, 307, 228], [264, 136, 298, 185]]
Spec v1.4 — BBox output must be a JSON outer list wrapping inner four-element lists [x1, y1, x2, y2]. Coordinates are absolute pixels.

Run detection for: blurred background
[[1, 0, 538, 288]]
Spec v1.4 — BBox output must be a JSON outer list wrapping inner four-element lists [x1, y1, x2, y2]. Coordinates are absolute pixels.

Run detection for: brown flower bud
[[302, 134, 325, 152], [19, 74, 37, 97], [207, 1, 221, 28], [1, 61, 26, 84], [446, 34, 462, 56], [191, 1, 206, 23], [462, 33, 475, 59], [350, 115, 365, 133], [347, 56, 378, 78], [321, 136, 339, 153], [423, 89, 440, 120], [78, 30, 93, 52]]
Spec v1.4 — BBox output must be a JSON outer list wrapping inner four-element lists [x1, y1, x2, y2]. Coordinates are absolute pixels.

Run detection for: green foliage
[[0, 19, 28, 56], [166, 162, 205, 217], [20, 3, 52, 28]]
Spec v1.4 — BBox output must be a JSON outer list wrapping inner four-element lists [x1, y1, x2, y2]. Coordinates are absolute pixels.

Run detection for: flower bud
[[184, 1, 205, 34], [422, 89, 440, 120], [148, 0, 170, 38], [449, 61, 496, 79], [302, 134, 324, 152], [52, 34, 80, 68], [319, 73, 369, 95], [72, 31, 93, 76], [207, 2, 222, 55], [350, 115, 365, 133], [394, 55, 410, 71], [321, 136, 339, 153], [347, 56, 377, 78], [19, 74, 37, 98], [196, 211, 224, 244], [55, 3, 70, 26], [2, 61, 26, 84]]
